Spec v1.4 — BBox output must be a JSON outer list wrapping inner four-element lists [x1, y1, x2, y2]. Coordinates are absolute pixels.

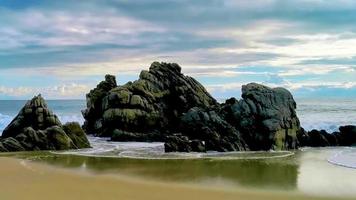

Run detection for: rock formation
[[221, 83, 300, 150], [82, 62, 217, 140], [82, 74, 117, 135], [0, 95, 90, 152], [83, 62, 303, 152]]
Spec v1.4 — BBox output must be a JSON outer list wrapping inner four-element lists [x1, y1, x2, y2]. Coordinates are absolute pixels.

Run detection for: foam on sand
[[328, 148, 356, 169]]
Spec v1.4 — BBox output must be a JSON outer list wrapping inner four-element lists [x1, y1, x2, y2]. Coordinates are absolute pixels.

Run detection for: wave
[[300, 121, 355, 133], [328, 148, 356, 169]]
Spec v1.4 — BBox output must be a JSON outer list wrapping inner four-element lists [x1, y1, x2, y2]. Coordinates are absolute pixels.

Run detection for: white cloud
[[0, 9, 165, 49], [0, 83, 91, 99]]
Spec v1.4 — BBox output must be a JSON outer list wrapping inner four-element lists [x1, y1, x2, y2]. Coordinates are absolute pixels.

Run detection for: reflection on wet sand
[[2, 147, 356, 199], [0, 157, 341, 200], [29, 153, 299, 190]]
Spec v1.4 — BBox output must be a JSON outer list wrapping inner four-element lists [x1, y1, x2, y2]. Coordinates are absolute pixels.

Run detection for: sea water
[[1, 98, 356, 175], [1, 98, 355, 133]]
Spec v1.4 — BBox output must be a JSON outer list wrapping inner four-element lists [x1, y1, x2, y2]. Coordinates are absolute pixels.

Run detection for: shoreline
[[0, 156, 351, 200]]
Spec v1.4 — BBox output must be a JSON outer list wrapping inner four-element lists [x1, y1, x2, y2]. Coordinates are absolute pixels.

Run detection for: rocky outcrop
[[82, 75, 117, 135], [221, 83, 300, 150], [82, 62, 304, 152], [297, 125, 356, 147], [0, 95, 90, 152], [82, 62, 217, 140]]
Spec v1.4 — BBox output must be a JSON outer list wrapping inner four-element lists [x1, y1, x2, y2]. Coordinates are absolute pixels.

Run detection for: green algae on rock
[[0, 95, 90, 152], [82, 62, 303, 152], [82, 62, 218, 140]]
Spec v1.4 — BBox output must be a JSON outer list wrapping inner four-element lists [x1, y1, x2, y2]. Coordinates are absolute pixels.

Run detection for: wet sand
[[0, 157, 349, 200]]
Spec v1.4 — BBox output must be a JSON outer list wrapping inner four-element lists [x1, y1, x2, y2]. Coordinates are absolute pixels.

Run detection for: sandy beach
[[0, 157, 350, 200]]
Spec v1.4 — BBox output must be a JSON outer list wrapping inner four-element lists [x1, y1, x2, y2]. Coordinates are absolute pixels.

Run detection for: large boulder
[[82, 62, 218, 140], [0, 95, 90, 152], [221, 83, 300, 150]]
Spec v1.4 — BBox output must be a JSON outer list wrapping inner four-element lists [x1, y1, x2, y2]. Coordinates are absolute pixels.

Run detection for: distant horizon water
[[0, 98, 355, 134]]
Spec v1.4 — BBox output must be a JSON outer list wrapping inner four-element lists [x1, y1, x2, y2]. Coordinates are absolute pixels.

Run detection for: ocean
[[0, 98, 355, 133]]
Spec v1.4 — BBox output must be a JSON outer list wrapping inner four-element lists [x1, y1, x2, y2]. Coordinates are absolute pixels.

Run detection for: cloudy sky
[[1, 0, 356, 99]]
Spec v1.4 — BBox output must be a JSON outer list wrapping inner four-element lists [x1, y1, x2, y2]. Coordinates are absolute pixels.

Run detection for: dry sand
[[0, 157, 349, 200]]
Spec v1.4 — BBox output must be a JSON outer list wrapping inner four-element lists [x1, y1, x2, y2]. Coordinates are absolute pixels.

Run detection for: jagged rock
[[83, 62, 218, 141], [165, 134, 206, 152], [221, 83, 300, 150], [176, 107, 248, 151], [0, 95, 90, 152], [83, 62, 305, 152], [82, 74, 117, 134], [2, 95, 61, 138], [62, 122, 91, 148]]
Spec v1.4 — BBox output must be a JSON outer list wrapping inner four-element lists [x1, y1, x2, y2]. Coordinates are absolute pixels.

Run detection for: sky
[[0, 0, 356, 99]]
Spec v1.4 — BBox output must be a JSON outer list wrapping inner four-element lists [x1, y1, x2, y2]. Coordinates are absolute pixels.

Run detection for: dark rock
[[82, 74, 117, 135], [82, 62, 308, 152], [296, 126, 356, 147], [82, 62, 217, 141], [62, 122, 91, 148], [164, 134, 206, 152], [221, 83, 300, 150], [307, 129, 331, 147], [2, 94, 61, 138], [178, 107, 248, 152], [0, 95, 91, 152], [338, 125, 356, 146]]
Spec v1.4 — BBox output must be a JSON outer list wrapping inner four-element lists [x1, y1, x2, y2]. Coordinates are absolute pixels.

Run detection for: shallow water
[[2, 141, 356, 198]]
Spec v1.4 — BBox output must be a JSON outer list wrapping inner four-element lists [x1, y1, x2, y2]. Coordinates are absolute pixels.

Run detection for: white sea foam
[[53, 136, 294, 160], [328, 148, 356, 169]]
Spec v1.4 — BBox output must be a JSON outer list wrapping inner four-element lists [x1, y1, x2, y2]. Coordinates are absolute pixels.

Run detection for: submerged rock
[[0, 95, 90, 152]]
